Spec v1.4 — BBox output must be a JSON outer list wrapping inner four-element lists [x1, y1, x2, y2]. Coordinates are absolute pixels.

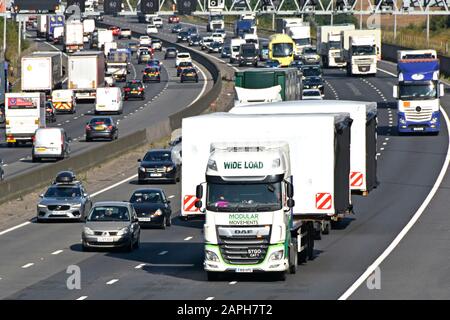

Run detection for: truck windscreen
[[206, 182, 282, 212], [328, 41, 341, 50], [294, 38, 310, 46], [242, 48, 256, 56], [272, 43, 293, 58], [399, 82, 438, 100], [352, 45, 376, 56]]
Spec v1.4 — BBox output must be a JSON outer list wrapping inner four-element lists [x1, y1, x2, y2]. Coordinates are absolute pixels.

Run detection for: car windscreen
[[183, 68, 196, 73], [272, 43, 293, 57], [88, 206, 130, 222], [130, 191, 163, 204], [178, 53, 190, 58], [303, 48, 316, 54], [143, 151, 172, 161], [303, 91, 321, 96], [45, 186, 81, 198]]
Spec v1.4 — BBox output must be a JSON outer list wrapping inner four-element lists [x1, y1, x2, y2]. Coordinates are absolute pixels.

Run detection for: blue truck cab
[[394, 56, 444, 134]]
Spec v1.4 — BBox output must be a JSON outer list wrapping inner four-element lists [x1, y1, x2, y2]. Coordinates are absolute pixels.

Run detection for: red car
[[109, 26, 121, 36], [168, 15, 180, 24]]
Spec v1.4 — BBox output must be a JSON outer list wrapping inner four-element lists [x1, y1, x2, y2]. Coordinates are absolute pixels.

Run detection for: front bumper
[[82, 234, 131, 248], [143, 74, 160, 82], [181, 75, 198, 82], [397, 111, 440, 133], [351, 63, 377, 75], [37, 206, 83, 220], [86, 130, 114, 139], [137, 214, 165, 226], [124, 92, 144, 99], [138, 170, 176, 182]]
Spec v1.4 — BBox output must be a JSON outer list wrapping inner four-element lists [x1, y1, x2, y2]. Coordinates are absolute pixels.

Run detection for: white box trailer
[[182, 112, 352, 219], [230, 100, 378, 194], [98, 29, 114, 49], [342, 28, 381, 60], [68, 51, 105, 101], [21, 52, 63, 92], [64, 20, 84, 53]]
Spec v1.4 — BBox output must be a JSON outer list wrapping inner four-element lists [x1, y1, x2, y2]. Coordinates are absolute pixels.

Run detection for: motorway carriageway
[[0, 27, 212, 179], [0, 16, 449, 299]]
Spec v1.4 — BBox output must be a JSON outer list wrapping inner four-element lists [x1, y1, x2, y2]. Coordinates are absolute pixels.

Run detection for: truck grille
[[404, 107, 433, 122], [212, 23, 222, 29], [217, 226, 271, 265], [47, 205, 70, 211], [355, 58, 373, 65]]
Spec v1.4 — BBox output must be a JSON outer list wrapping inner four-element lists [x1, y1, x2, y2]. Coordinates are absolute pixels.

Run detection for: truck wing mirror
[[392, 85, 398, 99], [196, 184, 203, 199], [286, 182, 294, 198], [287, 198, 295, 208]]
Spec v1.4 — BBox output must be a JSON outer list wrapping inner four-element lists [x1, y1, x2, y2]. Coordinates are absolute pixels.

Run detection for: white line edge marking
[[158, 250, 168, 255], [206, 297, 215, 300], [135, 263, 146, 269], [21, 263, 34, 269], [339, 84, 450, 300], [51, 250, 63, 255], [184, 236, 193, 241], [186, 62, 208, 108], [76, 296, 88, 300], [106, 279, 119, 285], [0, 222, 31, 236]]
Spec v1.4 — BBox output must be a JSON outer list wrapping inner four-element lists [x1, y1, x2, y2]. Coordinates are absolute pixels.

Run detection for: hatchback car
[[146, 24, 158, 35], [137, 149, 181, 184], [180, 68, 199, 83], [129, 189, 172, 228], [147, 59, 161, 68], [177, 31, 190, 42], [151, 39, 162, 51], [171, 24, 182, 33], [82, 202, 140, 252], [138, 50, 152, 64], [188, 35, 201, 46], [37, 172, 91, 222], [221, 45, 231, 58], [302, 89, 323, 100], [109, 26, 121, 36], [265, 59, 280, 68], [177, 61, 193, 77], [208, 41, 223, 53], [124, 80, 145, 100], [139, 36, 151, 47], [302, 46, 321, 65], [85, 117, 118, 141], [165, 47, 178, 59], [45, 101, 56, 123], [143, 66, 161, 83], [119, 28, 132, 39]]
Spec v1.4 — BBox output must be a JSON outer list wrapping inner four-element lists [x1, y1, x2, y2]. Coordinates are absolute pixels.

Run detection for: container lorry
[[234, 68, 302, 101], [317, 24, 355, 68], [68, 51, 105, 101], [342, 29, 381, 76], [106, 51, 129, 82], [275, 19, 310, 56], [182, 112, 352, 279], [21, 52, 63, 94], [46, 15, 65, 42], [64, 20, 84, 53], [230, 100, 379, 196], [393, 51, 443, 134], [4, 92, 46, 146]]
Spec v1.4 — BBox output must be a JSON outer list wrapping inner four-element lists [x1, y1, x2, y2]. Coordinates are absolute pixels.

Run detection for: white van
[[32, 128, 71, 162], [95, 87, 123, 115]]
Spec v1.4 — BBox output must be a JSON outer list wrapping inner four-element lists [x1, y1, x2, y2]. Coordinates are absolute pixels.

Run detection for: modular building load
[[68, 51, 105, 101], [83, 18, 96, 43], [64, 20, 84, 53], [317, 24, 355, 68], [342, 29, 381, 76], [4, 92, 46, 146], [234, 68, 302, 101], [182, 113, 352, 279], [46, 15, 65, 41], [21, 52, 63, 93], [393, 51, 443, 134], [230, 100, 378, 195]]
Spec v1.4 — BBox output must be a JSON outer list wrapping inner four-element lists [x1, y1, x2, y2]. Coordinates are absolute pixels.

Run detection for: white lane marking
[[131, 62, 137, 79], [90, 174, 138, 198], [158, 251, 168, 255], [21, 263, 34, 269], [0, 222, 31, 236], [229, 281, 237, 285], [43, 41, 68, 58], [184, 236, 193, 241], [135, 263, 146, 269], [76, 296, 88, 300], [380, 148, 385, 151], [206, 297, 215, 300], [186, 63, 208, 107], [339, 107, 450, 300], [168, 195, 175, 199], [51, 250, 63, 255], [106, 279, 119, 285], [377, 68, 397, 77]]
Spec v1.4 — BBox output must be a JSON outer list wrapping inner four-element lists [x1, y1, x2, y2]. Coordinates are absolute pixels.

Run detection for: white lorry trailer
[[275, 18, 310, 56], [342, 29, 381, 76], [182, 113, 352, 279], [97, 29, 114, 50], [317, 24, 355, 68], [68, 51, 105, 101], [83, 18, 96, 43], [64, 20, 84, 53], [4, 92, 46, 146], [230, 100, 378, 195], [21, 52, 63, 94]]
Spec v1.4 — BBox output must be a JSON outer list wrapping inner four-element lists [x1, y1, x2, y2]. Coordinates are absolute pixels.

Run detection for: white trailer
[[21, 52, 63, 93], [68, 51, 105, 101], [286, 25, 310, 56], [36, 15, 47, 38], [230, 100, 378, 195], [83, 18, 96, 43], [317, 24, 355, 67], [98, 29, 114, 49], [64, 20, 84, 53], [4, 92, 46, 146]]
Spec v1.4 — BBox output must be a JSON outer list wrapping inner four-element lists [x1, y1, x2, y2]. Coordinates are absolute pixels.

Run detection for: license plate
[[52, 211, 68, 215], [187, 73, 194, 76], [236, 268, 253, 273], [150, 173, 162, 177], [36, 147, 46, 152], [95, 126, 104, 131], [413, 127, 424, 131], [97, 105, 105, 108], [132, 90, 138, 93], [97, 237, 114, 242], [138, 217, 151, 222]]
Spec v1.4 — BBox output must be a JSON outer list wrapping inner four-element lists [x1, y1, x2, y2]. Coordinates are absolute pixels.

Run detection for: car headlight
[[117, 227, 130, 236], [152, 209, 163, 217], [165, 166, 174, 172], [72, 203, 82, 208], [37, 204, 47, 208], [269, 250, 284, 261], [139, 166, 146, 172], [83, 227, 94, 235], [205, 250, 220, 262]]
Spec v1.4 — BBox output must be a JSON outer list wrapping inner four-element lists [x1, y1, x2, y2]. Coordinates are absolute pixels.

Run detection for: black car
[[302, 65, 323, 78], [171, 24, 182, 33], [0, 158, 4, 181], [129, 188, 172, 229], [45, 101, 56, 123], [180, 68, 198, 83], [290, 60, 303, 70], [142, 66, 161, 83], [177, 31, 190, 43], [188, 35, 201, 46], [177, 61, 193, 77], [208, 41, 223, 53], [124, 80, 145, 100], [137, 149, 181, 184], [303, 76, 324, 95], [85, 117, 119, 141], [165, 47, 177, 59]]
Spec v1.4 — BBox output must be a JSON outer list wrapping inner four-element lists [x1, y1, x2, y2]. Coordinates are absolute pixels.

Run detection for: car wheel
[[207, 272, 220, 281], [138, 179, 144, 185], [126, 239, 134, 252], [166, 215, 172, 226], [160, 216, 166, 230], [86, 137, 91, 142], [32, 156, 39, 163], [180, 79, 183, 83], [195, 78, 198, 83], [133, 234, 140, 249]]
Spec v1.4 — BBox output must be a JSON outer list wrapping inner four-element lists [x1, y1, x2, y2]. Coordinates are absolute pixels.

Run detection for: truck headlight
[[205, 250, 220, 262], [83, 227, 94, 235], [207, 159, 217, 171], [269, 250, 284, 261], [431, 117, 438, 124], [117, 227, 129, 236], [399, 117, 406, 124]]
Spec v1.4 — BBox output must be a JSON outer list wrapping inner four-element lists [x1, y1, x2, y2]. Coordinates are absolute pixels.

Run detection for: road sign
[[104, 0, 123, 15], [67, 0, 85, 13], [141, 0, 159, 14], [15, 0, 59, 12], [178, 0, 197, 15]]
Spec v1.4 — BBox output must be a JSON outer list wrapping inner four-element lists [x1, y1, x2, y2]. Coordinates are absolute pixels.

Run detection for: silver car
[[81, 202, 140, 252], [37, 181, 91, 222]]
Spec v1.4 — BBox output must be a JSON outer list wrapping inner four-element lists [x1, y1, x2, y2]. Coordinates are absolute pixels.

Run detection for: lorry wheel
[[288, 249, 298, 274], [206, 272, 220, 281], [322, 221, 330, 235]]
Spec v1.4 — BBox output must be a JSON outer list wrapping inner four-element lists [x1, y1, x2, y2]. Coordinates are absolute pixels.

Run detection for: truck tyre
[[288, 248, 298, 274], [322, 221, 330, 235], [207, 272, 220, 281]]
